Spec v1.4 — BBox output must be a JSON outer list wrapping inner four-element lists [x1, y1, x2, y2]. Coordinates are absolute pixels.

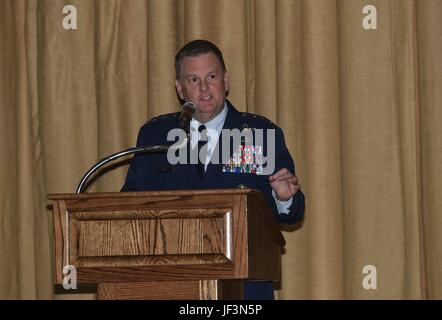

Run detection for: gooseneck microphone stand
[[76, 102, 196, 194], [75, 145, 174, 194]]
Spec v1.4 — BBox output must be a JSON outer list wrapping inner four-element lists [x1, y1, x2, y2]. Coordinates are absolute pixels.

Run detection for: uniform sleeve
[[121, 124, 151, 191], [265, 126, 305, 224]]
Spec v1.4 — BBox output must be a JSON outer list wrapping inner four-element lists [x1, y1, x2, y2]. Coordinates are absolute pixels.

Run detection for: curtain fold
[[1, 0, 52, 299], [1, 0, 441, 299]]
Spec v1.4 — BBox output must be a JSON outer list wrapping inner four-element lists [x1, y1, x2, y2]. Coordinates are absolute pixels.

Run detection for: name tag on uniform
[[155, 165, 174, 173]]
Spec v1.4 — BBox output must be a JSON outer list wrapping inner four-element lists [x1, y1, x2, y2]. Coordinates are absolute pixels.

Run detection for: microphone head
[[182, 101, 197, 115], [179, 101, 197, 132]]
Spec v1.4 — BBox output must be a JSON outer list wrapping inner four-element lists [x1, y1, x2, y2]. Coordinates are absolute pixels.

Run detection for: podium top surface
[[48, 188, 261, 200]]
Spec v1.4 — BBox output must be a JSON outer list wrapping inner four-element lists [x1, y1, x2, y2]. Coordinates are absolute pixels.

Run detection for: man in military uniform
[[122, 39, 305, 299]]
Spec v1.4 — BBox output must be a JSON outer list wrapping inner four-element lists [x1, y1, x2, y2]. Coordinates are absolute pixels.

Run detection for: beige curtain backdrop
[[1, 0, 441, 299]]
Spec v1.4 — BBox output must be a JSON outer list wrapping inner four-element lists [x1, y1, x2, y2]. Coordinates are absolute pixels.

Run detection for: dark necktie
[[197, 124, 208, 176]]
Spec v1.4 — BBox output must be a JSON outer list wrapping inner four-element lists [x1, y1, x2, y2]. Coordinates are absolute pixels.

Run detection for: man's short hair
[[175, 39, 226, 79]]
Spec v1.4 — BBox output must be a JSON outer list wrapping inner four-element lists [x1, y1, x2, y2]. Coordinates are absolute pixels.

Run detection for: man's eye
[[209, 74, 217, 80]]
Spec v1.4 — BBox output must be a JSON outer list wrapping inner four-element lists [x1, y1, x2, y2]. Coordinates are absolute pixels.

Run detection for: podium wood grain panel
[[96, 280, 234, 300], [97, 281, 203, 300], [76, 216, 225, 257]]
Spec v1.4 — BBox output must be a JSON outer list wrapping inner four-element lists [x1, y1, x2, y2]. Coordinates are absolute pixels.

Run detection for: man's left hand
[[269, 168, 301, 201]]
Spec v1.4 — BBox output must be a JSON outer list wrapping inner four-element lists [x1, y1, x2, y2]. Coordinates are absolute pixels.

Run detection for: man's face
[[176, 52, 230, 123]]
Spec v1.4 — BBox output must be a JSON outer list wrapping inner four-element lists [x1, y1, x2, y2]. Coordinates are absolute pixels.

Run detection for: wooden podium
[[48, 189, 285, 300]]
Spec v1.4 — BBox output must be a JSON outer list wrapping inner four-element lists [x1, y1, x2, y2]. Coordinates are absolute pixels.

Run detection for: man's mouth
[[200, 95, 212, 102]]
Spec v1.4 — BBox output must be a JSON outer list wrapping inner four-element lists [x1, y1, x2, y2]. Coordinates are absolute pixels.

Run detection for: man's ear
[[175, 80, 184, 100], [223, 71, 230, 93]]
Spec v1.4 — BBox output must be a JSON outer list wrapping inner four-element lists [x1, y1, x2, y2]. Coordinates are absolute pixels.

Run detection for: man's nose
[[199, 79, 208, 91]]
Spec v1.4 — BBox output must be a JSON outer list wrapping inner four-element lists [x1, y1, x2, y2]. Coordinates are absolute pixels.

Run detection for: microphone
[[178, 101, 197, 134]]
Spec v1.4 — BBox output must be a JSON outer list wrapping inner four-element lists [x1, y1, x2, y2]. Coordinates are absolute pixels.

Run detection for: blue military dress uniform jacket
[[122, 100, 305, 299]]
